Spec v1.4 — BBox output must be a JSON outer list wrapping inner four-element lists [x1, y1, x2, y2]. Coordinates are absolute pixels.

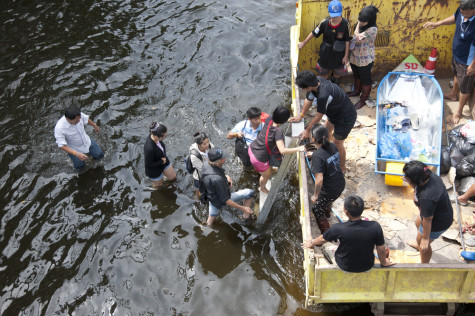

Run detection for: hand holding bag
[[235, 137, 251, 166], [234, 120, 252, 167]]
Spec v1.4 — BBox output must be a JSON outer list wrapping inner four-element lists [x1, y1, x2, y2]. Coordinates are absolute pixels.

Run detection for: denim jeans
[[68, 139, 104, 170], [209, 188, 255, 217]]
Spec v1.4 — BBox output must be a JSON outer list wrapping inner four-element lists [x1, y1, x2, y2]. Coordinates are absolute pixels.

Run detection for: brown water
[[0, 0, 318, 314]]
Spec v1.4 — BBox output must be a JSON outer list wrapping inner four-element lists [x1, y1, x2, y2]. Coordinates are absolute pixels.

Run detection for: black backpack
[[184, 148, 202, 174]]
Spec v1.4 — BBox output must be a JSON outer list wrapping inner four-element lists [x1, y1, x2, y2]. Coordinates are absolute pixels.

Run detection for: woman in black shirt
[[144, 122, 177, 188], [403, 161, 453, 263], [307, 124, 345, 233]]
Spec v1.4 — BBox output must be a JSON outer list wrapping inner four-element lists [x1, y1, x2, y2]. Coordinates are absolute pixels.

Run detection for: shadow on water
[[195, 226, 244, 278], [148, 186, 179, 221]]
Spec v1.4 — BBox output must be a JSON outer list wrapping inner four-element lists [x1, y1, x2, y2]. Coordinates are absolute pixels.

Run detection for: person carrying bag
[[249, 106, 305, 194], [227, 107, 263, 169]]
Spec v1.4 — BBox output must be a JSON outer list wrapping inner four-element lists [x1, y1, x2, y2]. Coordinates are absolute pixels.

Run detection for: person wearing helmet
[[297, 0, 351, 84]]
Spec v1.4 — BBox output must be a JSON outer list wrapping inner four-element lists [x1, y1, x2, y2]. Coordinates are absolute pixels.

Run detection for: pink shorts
[[248, 146, 270, 173]]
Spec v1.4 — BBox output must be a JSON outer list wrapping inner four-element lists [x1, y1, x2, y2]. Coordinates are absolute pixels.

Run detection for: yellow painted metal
[[291, 0, 475, 307], [309, 266, 475, 303], [297, 0, 459, 74], [385, 162, 405, 186]]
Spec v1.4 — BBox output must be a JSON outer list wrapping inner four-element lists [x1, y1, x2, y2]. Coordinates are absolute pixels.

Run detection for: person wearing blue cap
[[298, 0, 351, 84], [201, 147, 255, 226]]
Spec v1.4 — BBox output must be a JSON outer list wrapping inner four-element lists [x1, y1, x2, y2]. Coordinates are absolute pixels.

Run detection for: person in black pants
[[144, 122, 177, 188], [307, 124, 345, 233], [347, 5, 379, 109]]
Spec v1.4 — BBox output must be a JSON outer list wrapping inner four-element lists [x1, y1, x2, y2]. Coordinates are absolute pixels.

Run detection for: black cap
[[208, 147, 229, 162]]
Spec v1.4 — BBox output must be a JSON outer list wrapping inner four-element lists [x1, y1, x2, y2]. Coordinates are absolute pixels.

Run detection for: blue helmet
[[328, 0, 343, 17]]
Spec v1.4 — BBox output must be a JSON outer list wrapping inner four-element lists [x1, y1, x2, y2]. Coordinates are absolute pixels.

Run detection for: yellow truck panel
[[296, 0, 459, 75], [291, 0, 475, 308], [308, 265, 475, 304]]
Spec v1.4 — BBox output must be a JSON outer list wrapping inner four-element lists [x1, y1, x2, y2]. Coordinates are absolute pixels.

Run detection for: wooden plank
[[256, 137, 299, 224]]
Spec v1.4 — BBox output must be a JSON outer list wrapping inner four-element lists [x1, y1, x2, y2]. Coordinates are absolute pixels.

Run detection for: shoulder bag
[[265, 119, 283, 167]]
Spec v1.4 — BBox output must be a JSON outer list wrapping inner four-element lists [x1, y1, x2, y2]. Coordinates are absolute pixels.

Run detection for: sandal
[[243, 213, 257, 222]]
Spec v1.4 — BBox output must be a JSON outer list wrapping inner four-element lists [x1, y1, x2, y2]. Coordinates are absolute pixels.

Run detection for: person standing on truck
[[297, 0, 351, 84], [347, 5, 380, 109], [289, 70, 356, 173], [307, 124, 345, 234], [403, 161, 454, 263], [423, 0, 475, 124], [302, 195, 395, 273]]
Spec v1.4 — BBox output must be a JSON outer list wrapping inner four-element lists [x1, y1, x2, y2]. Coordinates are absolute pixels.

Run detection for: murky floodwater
[[0, 0, 315, 314], [0, 1, 443, 315]]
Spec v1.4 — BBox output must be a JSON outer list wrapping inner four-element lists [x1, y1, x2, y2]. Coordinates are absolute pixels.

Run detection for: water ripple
[[0, 0, 316, 314]]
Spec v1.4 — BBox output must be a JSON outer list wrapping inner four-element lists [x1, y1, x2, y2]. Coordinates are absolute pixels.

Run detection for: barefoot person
[[249, 106, 305, 194], [289, 70, 357, 172], [423, 0, 475, 124], [201, 147, 255, 226], [302, 195, 395, 272], [144, 122, 177, 188], [403, 161, 454, 263]]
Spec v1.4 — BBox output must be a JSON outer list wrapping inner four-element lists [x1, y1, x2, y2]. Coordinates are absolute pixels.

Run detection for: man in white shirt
[[54, 106, 104, 170], [227, 107, 263, 168]]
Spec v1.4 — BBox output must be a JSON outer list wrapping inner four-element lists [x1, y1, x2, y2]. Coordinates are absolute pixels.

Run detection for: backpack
[[184, 148, 202, 174], [185, 149, 209, 203]]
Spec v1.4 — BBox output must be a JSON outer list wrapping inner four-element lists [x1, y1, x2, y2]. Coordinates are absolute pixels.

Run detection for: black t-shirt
[[453, 8, 475, 65], [306, 78, 356, 126], [416, 173, 454, 232], [323, 220, 385, 273], [250, 117, 284, 163], [313, 17, 351, 69], [311, 143, 345, 196]]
